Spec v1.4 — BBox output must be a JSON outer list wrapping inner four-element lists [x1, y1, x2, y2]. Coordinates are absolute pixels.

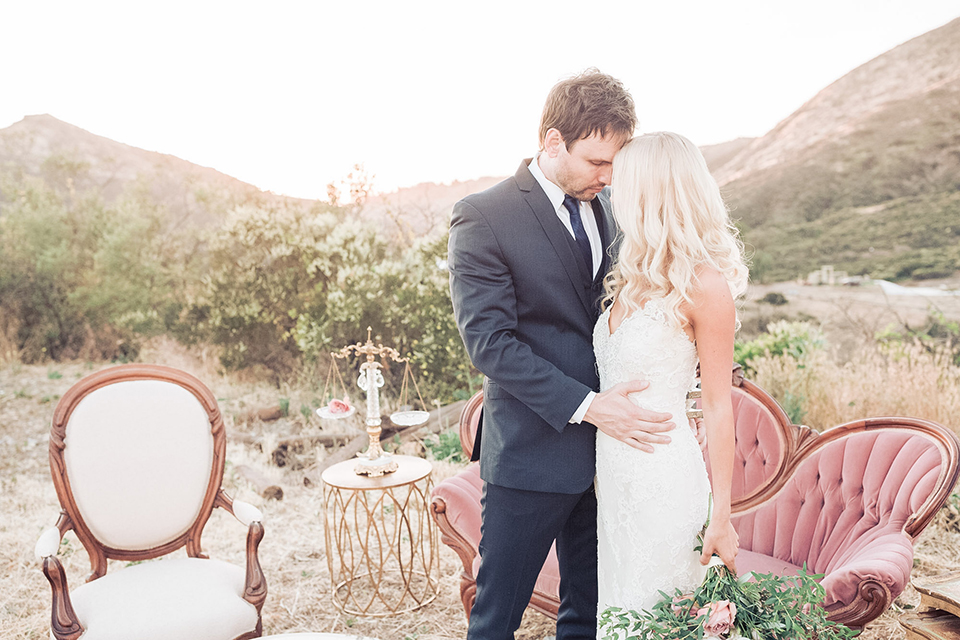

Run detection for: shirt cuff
[[569, 391, 596, 424]]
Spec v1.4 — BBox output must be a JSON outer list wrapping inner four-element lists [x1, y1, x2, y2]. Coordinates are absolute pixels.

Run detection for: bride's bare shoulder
[[690, 266, 734, 314]]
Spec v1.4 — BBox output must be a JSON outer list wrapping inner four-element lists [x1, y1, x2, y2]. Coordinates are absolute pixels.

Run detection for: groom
[[448, 70, 679, 639]]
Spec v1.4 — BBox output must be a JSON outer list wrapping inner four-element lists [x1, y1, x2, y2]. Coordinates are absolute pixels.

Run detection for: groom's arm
[[448, 199, 590, 432]]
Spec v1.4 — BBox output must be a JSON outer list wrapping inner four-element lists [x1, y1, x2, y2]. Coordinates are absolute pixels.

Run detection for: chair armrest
[[822, 531, 914, 629], [214, 490, 267, 612], [36, 526, 63, 559], [36, 521, 84, 640], [232, 500, 264, 526]]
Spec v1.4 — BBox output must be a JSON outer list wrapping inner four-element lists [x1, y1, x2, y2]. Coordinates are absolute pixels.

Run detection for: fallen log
[[237, 405, 284, 424], [236, 464, 284, 501], [271, 432, 361, 468]]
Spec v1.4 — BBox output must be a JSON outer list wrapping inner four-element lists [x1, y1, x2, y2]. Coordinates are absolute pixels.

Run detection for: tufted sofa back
[[705, 384, 788, 506], [732, 429, 942, 569]]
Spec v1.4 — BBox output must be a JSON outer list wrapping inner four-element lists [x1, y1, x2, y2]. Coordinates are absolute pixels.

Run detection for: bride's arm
[[688, 267, 739, 573]]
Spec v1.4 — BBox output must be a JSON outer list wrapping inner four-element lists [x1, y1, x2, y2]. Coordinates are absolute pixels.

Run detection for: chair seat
[[70, 558, 258, 640]]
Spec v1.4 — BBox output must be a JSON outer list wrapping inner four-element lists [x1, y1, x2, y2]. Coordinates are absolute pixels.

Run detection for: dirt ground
[[741, 276, 960, 356], [3, 279, 960, 639]]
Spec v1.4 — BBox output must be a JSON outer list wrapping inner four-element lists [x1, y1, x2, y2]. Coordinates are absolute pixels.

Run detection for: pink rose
[[700, 600, 737, 637], [671, 594, 693, 615], [328, 399, 351, 414]]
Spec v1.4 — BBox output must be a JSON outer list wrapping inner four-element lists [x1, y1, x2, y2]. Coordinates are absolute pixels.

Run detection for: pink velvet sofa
[[429, 368, 960, 630]]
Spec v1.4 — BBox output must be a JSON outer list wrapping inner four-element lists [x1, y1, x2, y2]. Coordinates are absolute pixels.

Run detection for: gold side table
[[321, 455, 440, 616]]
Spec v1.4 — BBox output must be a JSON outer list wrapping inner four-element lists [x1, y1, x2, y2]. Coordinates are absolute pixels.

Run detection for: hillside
[[3, 16, 960, 278], [0, 115, 319, 226], [715, 17, 960, 282], [713, 18, 960, 185], [0, 114, 501, 236], [701, 137, 755, 173]]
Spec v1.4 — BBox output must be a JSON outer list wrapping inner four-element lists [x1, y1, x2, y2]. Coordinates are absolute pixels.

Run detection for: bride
[[594, 131, 748, 617]]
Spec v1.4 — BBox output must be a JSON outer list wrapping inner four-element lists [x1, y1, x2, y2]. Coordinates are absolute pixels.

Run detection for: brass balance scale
[[318, 327, 430, 476]]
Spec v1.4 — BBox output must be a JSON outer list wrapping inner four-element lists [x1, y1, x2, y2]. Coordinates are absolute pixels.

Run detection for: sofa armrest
[[430, 464, 483, 577], [822, 531, 914, 629]]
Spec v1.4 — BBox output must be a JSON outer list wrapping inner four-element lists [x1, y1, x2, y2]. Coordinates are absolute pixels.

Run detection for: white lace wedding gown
[[593, 297, 711, 617]]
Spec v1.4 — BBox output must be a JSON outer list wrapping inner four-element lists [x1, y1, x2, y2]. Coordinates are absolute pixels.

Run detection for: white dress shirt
[[528, 154, 602, 277], [527, 154, 598, 424]]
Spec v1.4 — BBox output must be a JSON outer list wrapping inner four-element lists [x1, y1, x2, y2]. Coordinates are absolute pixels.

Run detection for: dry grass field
[[0, 345, 559, 640], [3, 280, 960, 639]]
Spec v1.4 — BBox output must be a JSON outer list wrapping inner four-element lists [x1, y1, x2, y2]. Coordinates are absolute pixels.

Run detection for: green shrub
[[735, 320, 825, 376], [0, 173, 198, 362], [759, 292, 788, 305], [424, 429, 466, 463]]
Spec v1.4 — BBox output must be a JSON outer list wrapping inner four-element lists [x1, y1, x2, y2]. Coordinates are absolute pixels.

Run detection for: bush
[[759, 291, 788, 305], [0, 176, 196, 362], [876, 309, 960, 366], [191, 203, 472, 401], [734, 320, 825, 376], [0, 160, 475, 400]]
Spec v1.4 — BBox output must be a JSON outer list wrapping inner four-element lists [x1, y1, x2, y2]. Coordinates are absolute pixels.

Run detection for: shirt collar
[[528, 153, 567, 213]]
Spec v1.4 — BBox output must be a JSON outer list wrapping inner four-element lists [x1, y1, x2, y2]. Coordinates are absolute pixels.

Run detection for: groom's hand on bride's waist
[[584, 380, 675, 453]]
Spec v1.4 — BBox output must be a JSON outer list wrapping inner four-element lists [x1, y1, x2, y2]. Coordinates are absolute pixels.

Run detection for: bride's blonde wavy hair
[[603, 132, 748, 328]]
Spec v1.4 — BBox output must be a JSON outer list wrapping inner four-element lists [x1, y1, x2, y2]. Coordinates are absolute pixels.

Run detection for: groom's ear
[[543, 128, 564, 158]]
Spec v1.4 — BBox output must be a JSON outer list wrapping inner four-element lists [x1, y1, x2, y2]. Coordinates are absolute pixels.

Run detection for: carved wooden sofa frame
[[430, 369, 960, 630], [36, 364, 267, 640]]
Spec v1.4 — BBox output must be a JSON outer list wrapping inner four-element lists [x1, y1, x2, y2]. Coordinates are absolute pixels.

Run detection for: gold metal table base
[[322, 455, 439, 616]]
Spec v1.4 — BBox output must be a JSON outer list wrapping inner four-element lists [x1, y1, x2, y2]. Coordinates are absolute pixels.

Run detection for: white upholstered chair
[[35, 364, 267, 640]]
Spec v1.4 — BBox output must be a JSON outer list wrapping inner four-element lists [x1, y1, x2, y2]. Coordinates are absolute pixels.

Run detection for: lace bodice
[[593, 297, 710, 622], [593, 297, 699, 412]]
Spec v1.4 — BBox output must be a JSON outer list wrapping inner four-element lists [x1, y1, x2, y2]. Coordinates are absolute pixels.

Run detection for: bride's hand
[[700, 518, 739, 574], [690, 416, 706, 451], [584, 380, 675, 453]]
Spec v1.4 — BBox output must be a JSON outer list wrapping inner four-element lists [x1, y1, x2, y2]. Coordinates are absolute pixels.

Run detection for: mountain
[[711, 17, 960, 282], [4, 16, 960, 280], [701, 137, 755, 173], [362, 176, 504, 238], [0, 114, 499, 237], [0, 114, 315, 226]]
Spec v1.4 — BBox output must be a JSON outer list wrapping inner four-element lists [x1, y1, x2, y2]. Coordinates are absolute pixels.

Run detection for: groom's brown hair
[[538, 68, 636, 151]]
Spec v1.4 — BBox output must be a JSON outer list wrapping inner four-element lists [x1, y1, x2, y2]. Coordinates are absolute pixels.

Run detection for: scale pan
[[316, 405, 357, 420], [390, 410, 429, 427]]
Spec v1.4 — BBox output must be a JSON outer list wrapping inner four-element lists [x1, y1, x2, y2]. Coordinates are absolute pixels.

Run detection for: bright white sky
[[1, 1, 958, 198]]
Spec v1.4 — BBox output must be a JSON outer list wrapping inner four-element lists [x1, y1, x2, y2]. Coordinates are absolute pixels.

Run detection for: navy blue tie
[[563, 194, 593, 275]]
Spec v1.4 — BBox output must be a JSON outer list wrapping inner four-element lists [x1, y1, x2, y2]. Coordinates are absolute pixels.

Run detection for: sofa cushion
[[736, 549, 803, 578]]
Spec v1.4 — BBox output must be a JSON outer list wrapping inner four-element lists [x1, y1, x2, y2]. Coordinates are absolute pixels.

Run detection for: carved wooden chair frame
[[431, 368, 960, 629], [41, 364, 267, 640]]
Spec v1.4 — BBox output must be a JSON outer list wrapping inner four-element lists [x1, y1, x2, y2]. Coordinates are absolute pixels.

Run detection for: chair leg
[[42, 556, 84, 640]]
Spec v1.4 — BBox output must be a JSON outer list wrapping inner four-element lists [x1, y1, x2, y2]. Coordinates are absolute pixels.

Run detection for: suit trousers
[[467, 480, 598, 640]]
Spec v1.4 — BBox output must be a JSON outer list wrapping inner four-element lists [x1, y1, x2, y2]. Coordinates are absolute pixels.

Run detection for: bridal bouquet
[[599, 504, 858, 640]]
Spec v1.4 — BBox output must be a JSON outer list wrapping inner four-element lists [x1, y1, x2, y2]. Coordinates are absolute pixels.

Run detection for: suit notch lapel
[[523, 190, 593, 317]]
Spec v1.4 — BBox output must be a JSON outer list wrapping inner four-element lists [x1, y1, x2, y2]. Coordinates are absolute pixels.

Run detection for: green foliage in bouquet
[[600, 499, 857, 640], [599, 561, 858, 640]]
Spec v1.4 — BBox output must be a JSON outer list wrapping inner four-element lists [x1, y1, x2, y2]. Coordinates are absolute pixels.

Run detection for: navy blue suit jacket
[[448, 160, 619, 494]]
